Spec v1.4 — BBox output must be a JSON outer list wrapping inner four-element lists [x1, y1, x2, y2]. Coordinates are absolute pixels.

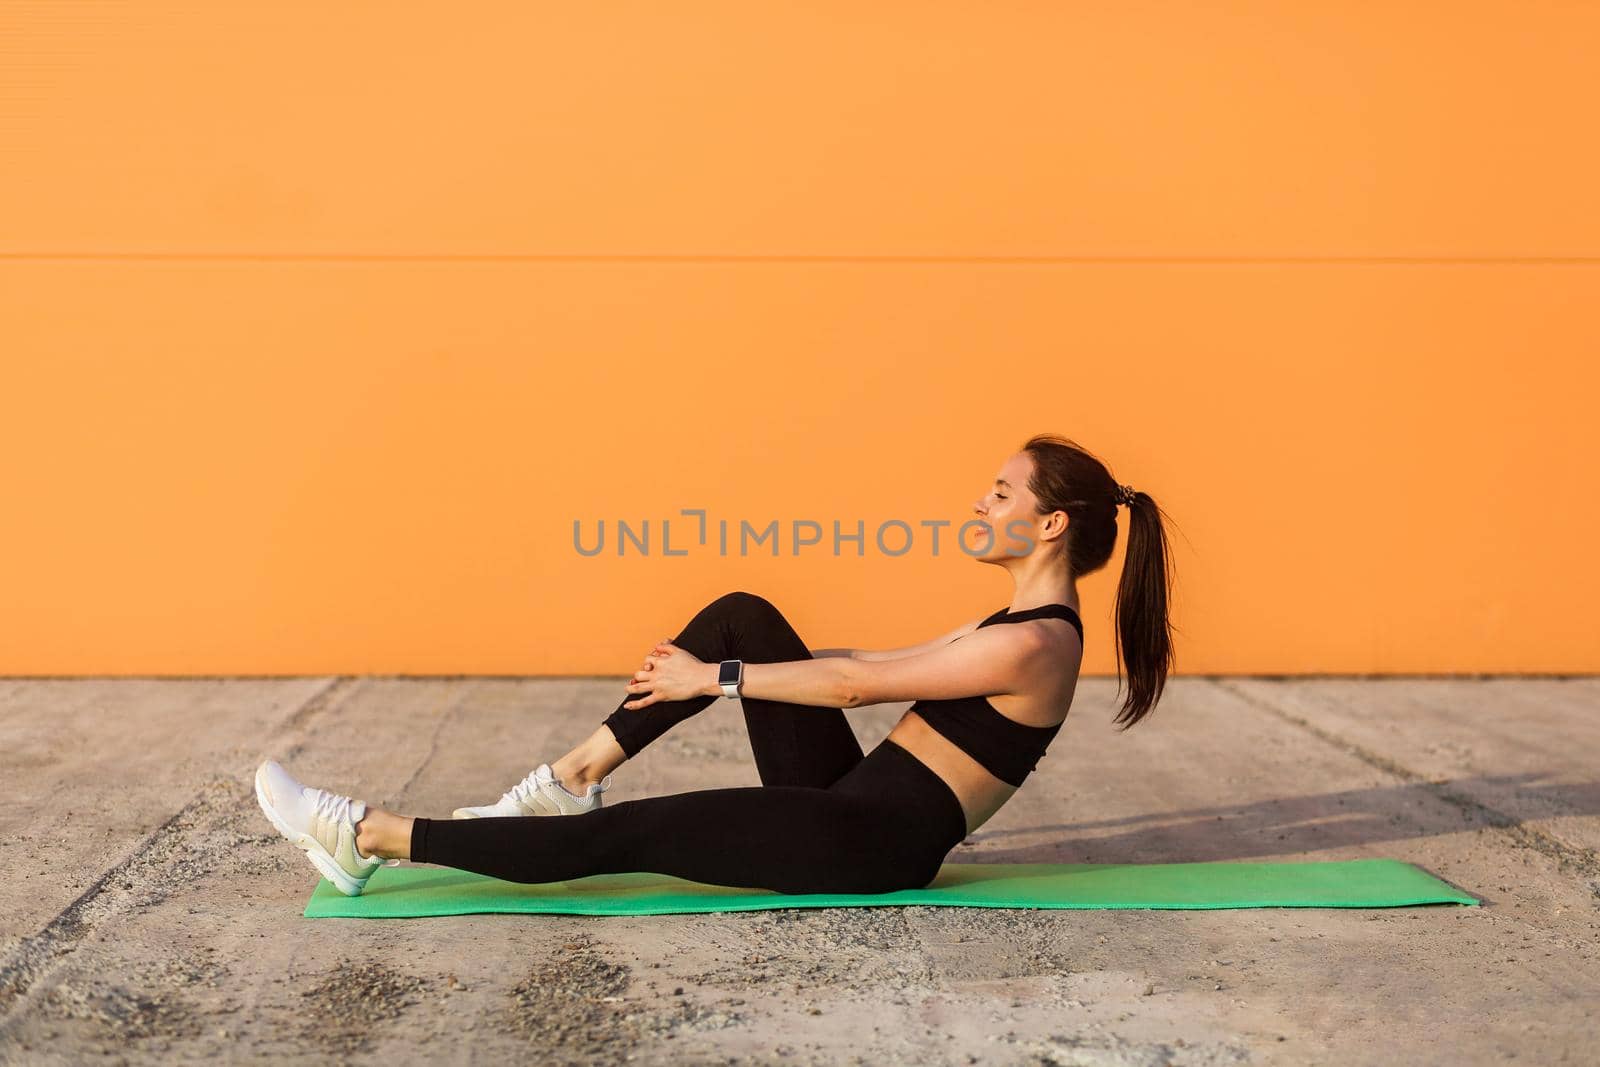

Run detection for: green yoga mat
[[303, 859, 1477, 918]]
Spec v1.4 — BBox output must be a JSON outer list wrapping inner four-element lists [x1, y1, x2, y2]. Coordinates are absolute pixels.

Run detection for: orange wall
[[2, 3, 1596, 675]]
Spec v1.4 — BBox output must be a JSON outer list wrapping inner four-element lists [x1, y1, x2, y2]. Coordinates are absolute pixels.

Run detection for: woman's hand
[[622, 640, 714, 710]]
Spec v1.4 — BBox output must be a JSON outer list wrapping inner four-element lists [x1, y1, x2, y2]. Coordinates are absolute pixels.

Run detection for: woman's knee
[[707, 590, 803, 653], [708, 589, 779, 623]]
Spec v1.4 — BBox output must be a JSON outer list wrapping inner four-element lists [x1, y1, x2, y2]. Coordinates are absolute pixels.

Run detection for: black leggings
[[409, 591, 970, 894]]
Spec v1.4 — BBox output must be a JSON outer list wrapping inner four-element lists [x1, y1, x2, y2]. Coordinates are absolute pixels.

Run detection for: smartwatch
[[718, 659, 744, 700]]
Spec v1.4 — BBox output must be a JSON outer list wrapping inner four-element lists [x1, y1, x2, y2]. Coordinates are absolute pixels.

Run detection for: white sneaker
[[254, 760, 384, 896], [451, 763, 613, 819]]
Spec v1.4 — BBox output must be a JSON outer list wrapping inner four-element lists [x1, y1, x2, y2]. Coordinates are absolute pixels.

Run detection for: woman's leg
[[371, 741, 967, 895], [597, 590, 865, 789]]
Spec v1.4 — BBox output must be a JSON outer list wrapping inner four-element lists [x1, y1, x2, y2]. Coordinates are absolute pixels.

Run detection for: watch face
[[718, 661, 740, 685]]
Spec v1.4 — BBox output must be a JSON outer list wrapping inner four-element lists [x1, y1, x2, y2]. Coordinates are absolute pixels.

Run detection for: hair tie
[[1115, 483, 1137, 506]]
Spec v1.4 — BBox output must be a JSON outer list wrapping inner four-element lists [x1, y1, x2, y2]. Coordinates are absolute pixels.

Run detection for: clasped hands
[[621, 638, 716, 710]]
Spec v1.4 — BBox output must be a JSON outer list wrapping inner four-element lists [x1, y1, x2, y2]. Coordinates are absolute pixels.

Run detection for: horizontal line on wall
[[1, 252, 1598, 265]]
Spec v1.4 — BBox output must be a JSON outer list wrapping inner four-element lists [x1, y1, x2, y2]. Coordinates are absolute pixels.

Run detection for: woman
[[255, 433, 1176, 897]]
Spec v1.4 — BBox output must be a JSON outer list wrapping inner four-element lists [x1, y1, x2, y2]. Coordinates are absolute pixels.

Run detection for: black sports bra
[[907, 602, 1083, 788]]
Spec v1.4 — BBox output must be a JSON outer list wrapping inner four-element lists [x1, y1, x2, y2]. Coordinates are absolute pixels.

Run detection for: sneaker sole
[[450, 799, 602, 819], [450, 804, 545, 819], [254, 765, 372, 897]]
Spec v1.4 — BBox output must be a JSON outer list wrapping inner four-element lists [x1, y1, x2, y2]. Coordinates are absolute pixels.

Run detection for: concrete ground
[[0, 676, 1595, 1066]]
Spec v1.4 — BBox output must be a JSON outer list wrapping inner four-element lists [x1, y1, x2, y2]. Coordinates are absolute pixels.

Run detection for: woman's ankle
[[550, 761, 611, 794], [355, 807, 412, 860], [550, 728, 627, 791]]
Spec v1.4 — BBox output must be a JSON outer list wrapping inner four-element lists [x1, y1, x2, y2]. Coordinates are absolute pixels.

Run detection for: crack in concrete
[[386, 683, 479, 808], [1211, 678, 1600, 881], [272, 676, 361, 762], [0, 677, 360, 1028]]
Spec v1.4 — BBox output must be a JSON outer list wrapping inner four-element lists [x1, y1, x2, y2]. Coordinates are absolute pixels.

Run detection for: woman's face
[[969, 452, 1043, 561]]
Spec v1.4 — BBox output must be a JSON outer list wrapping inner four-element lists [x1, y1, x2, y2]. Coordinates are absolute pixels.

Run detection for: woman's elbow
[[835, 665, 869, 709]]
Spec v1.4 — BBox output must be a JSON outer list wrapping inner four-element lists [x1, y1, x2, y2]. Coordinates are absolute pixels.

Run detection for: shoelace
[[309, 787, 354, 828], [307, 786, 391, 865], [506, 770, 546, 807]]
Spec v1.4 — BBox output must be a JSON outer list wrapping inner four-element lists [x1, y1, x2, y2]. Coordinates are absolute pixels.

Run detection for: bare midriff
[[884, 709, 1018, 836], [883, 619, 1082, 836]]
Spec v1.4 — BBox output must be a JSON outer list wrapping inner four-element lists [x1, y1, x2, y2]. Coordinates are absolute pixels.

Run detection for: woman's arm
[[621, 614, 1000, 712], [807, 616, 985, 662], [835, 624, 1048, 709], [729, 657, 859, 708], [741, 622, 1042, 711], [624, 652, 856, 712]]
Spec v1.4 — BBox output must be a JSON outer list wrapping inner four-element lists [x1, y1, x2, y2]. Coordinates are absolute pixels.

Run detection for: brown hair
[[1021, 433, 1178, 729]]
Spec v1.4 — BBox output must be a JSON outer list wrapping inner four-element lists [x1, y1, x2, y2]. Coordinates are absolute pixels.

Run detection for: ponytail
[[1021, 433, 1178, 729], [1109, 488, 1176, 728]]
